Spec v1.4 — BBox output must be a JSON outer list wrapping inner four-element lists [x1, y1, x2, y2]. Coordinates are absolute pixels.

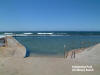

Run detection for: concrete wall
[[0, 36, 26, 58]]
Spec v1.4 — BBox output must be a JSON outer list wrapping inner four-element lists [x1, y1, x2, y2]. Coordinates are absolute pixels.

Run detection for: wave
[[37, 33, 53, 35], [4, 33, 13, 35], [0, 35, 5, 38], [0, 32, 71, 37], [15, 34, 27, 36], [24, 33, 33, 35]]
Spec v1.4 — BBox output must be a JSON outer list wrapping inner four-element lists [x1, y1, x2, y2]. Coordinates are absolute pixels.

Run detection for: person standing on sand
[[65, 51, 68, 58], [73, 50, 75, 59], [71, 51, 73, 59], [71, 50, 75, 59]]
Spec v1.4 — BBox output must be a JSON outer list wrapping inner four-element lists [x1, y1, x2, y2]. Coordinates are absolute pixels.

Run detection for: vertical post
[[64, 44, 66, 59]]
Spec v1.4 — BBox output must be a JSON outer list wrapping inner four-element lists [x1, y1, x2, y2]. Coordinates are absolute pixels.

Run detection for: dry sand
[[0, 56, 99, 75], [75, 44, 100, 64]]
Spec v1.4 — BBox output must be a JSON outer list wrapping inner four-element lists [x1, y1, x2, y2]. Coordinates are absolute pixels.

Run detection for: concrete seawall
[[0, 36, 26, 57]]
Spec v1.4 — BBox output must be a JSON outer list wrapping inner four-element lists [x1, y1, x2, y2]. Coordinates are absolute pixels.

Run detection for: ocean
[[1, 31, 100, 56]]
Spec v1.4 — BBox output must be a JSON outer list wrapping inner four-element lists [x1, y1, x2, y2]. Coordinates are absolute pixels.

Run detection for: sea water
[[1, 31, 100, 56]]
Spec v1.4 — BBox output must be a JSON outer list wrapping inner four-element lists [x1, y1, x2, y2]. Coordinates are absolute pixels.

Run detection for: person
[[71, 50, 75, 59], [71, 51, 73, 59], [73, 50, 75, 59], [66, 51, 68, 58]]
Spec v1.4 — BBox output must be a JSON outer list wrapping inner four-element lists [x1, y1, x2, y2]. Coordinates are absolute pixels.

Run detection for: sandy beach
[[0, 37, 100, 75], [0, 56, 100, 75]]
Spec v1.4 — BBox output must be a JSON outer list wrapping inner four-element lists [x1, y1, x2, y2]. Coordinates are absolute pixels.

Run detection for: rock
[[0, 36, 26, 58]]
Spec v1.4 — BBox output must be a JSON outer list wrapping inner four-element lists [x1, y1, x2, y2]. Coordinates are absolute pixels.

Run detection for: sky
[[0, 0, 100, 31]]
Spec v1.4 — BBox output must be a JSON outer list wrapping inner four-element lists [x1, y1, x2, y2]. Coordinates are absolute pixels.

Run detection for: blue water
[[1, 31, 100, 36], [1, 31, 100, 56], [14, 35, 100, 56]]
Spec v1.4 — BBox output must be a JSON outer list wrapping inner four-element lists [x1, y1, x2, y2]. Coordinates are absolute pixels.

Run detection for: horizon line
[[0, 30, 100, 32]]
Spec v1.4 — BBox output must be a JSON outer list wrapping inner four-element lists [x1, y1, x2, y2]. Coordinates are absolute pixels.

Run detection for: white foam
[[24, 33, 33, 35], [15, 34, 28, 36], [4, 33, 13, 35], [37, 33, 53, 35], [0, 35, 5, 38]]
